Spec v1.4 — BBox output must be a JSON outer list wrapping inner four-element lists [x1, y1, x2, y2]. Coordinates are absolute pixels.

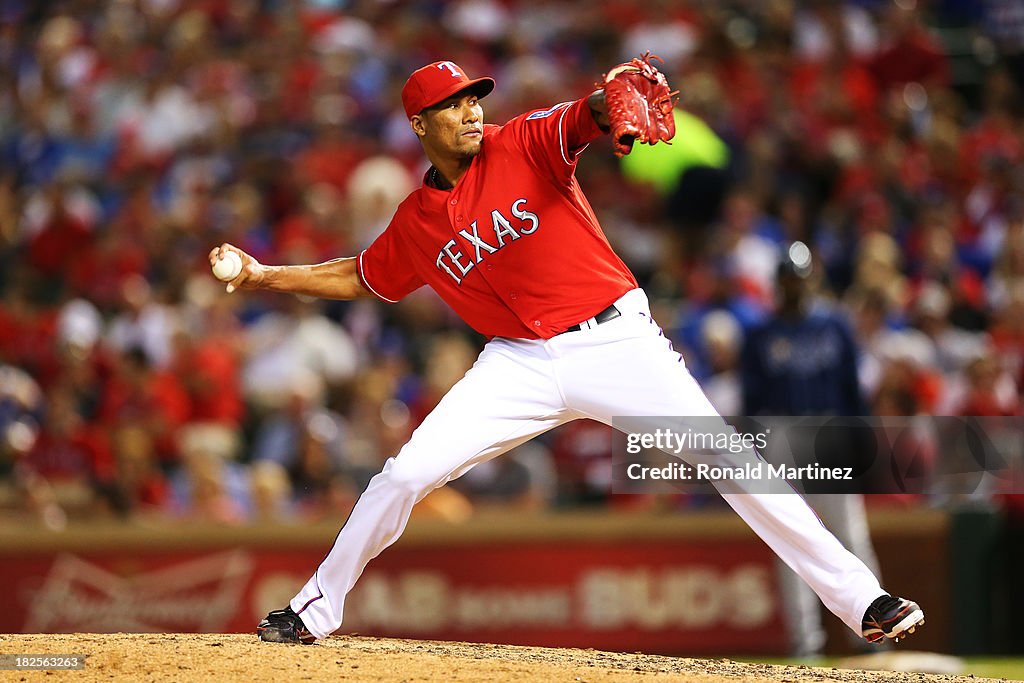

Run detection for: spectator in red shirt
[[25, 181, 95, 278], [869, 2, 951, 93], [0, 278, 60, 387], [22, 385, 115, 489], [99, 347, 190, 465], [956, 353, 1020, 416], [109, 424, 170, 516], [273, 182, 351, 264], [171, 326, 243, 428]]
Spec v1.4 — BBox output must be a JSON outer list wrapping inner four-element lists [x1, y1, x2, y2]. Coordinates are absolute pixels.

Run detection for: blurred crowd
[[1, 0, 1023, 528]]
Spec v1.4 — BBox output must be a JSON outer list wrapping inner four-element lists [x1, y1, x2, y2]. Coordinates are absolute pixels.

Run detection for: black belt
[[561, 304, 621, 334]]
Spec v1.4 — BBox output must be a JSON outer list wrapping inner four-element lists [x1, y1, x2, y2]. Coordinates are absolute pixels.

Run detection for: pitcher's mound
[[0, 633, 1000, 682]]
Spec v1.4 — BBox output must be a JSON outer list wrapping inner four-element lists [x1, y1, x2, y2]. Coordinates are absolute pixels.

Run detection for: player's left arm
[[511, 96, 604, 178], [586, 89, 611, 132], [516, 56, 675, 169]]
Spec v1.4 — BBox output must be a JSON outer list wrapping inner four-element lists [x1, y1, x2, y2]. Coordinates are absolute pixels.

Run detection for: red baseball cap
[[401, 61, 495, 119]]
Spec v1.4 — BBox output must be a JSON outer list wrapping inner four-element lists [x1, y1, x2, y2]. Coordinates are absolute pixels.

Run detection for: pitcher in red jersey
[[210, 59, 923, 648]]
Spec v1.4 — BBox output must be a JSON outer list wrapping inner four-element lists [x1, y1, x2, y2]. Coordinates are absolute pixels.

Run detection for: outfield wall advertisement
[[0, 540, 786, 655]]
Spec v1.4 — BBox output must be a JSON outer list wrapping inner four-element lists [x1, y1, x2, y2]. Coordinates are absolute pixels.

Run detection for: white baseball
[[212, 250, 243, 281]]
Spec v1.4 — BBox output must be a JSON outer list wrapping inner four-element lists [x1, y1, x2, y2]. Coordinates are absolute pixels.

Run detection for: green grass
[[961, 659, 1024, 681]]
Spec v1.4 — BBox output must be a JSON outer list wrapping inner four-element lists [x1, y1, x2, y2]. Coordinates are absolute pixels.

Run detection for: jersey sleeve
[[357, 218, 425, 303], [511, 96, 605, 181]]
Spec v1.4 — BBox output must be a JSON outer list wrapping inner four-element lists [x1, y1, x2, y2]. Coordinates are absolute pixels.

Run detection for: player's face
[[777, 271, 809, 309], [414, 92, 484, 158]]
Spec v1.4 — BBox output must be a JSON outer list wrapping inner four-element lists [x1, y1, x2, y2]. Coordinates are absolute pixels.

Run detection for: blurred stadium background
[[1, 0, 1023, 669]]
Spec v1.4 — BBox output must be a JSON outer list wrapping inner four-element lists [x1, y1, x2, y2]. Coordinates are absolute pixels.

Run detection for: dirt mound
[[0, 633, 1002, 682]]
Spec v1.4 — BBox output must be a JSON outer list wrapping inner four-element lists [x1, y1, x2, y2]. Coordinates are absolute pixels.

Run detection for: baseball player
[[209, 58, 924, 646], [742, 243, 884, 657]]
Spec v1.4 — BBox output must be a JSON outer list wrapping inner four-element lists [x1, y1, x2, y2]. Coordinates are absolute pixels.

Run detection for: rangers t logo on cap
[[436, 61, 462, 77]]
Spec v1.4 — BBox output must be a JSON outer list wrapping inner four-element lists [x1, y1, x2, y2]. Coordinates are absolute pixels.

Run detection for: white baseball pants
[[291, 288, 884, 639]]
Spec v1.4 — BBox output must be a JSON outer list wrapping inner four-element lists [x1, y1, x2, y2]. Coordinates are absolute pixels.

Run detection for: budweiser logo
[[24, 551, 253, 633]]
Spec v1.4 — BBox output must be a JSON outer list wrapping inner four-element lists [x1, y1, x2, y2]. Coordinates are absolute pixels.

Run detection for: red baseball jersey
[[357, 96, 637, 339]]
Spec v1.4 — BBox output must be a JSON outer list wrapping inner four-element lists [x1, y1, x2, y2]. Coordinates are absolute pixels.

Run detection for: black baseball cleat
[[257, 606, 317, 644], [861, 595, 924, 643]]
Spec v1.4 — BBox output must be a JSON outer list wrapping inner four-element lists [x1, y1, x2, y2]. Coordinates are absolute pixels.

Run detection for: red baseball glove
[[600, 53, 678, 157]]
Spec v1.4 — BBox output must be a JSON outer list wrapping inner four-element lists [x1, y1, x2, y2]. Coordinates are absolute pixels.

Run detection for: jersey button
[[486, 264, 493, 271], [533, 320, 542, 327], [456, 215, 464, 222], [450, 199, 458, 206], [509, 292, 517, 299]]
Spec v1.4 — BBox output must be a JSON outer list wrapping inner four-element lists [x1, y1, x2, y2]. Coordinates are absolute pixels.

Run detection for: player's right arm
[[209, 244, 373, 300]]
